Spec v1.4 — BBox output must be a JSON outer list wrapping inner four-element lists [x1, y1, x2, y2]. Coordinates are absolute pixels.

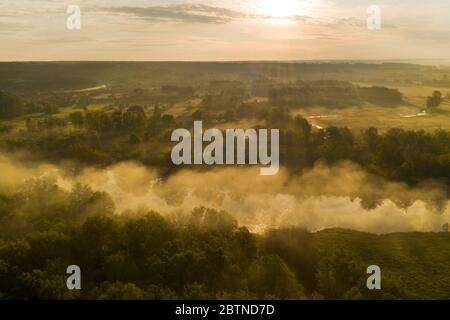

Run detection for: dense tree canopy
[[0, 179, 448, 300]]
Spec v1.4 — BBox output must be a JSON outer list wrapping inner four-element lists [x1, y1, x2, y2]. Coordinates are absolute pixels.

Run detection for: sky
[[1, 0, 450, 61]]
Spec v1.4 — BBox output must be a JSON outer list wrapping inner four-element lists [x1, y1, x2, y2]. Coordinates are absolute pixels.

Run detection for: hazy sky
[[1, 0, 450, 61]]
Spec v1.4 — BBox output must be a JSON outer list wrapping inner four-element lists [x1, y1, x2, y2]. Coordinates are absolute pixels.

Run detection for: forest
[[0, 62, 450, 300]]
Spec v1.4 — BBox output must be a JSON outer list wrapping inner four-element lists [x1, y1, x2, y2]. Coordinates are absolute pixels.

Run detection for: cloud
[[293, 16, 364, 28], [105, 4, 246, 24], [0, 20, 32, 33], [405, 30, 450, 44]]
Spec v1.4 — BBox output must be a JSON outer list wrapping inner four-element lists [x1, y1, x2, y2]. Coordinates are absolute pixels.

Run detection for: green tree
[[123, 106, 147, 136], [316, 250, 364, 299], [69, 112, 84, 127], [97, 282, 145, 300], [249, 255, 305, 299], [443, 222, 449, 233], [427, 91, 443, 109], [0, 91, 24, 119]]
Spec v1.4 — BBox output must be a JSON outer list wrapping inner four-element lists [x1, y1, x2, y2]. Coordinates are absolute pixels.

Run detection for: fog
[[1, 153, 449, 234]]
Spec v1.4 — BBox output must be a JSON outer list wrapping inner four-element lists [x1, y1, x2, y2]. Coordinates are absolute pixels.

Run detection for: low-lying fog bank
[[0, 153, 448, 234]]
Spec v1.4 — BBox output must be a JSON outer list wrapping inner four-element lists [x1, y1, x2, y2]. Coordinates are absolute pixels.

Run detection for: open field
[[291, 102, 450, 132], [290, 86, 450, 132]]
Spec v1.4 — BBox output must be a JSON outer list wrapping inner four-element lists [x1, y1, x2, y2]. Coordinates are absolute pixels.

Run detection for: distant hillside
[[1, 62, 449, 92]]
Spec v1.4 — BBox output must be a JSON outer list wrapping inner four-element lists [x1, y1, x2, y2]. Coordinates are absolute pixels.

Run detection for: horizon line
[[0, 58, 449, 64]]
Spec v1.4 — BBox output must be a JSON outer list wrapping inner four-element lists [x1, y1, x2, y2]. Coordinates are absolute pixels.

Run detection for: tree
[[69, 112, 84, 127], [0, 91, 24, 119], [316, 250, 364, 299], [248, 255, 305, 299], [443, 222, 449, 233], [183, 282, 210, 300], [362, 127, 379, 153], [426, 91, 443, 109], [189, 207, 237, 233], [123, 105, 147, 136], [69, 184, 115, 220], [97, 282, 145, 300], [161, 114, 175, 127], [125, 212, 174, 260], [128, 133, 140, 145]]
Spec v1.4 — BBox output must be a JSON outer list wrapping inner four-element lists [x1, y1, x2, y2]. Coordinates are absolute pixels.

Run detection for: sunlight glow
[[260, 0, 303, 18]]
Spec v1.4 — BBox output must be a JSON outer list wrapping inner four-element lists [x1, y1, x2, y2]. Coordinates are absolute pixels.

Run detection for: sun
[[260, 0, 302, 18]]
